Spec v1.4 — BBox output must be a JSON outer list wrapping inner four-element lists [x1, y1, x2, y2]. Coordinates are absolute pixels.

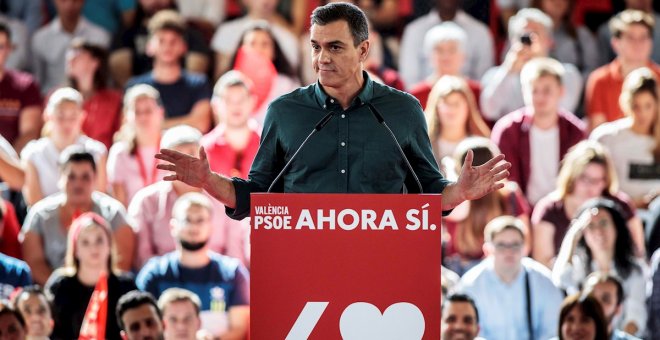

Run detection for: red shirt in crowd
[[1, 200, 22, 259], [200, 123, 261, 179], [0, 70, 42, 145], [81, 89, 123, 149], [409, 78, 481, 111]]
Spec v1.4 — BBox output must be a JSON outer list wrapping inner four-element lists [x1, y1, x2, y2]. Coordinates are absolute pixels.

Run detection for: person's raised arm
[[156, 146, 236, 208]]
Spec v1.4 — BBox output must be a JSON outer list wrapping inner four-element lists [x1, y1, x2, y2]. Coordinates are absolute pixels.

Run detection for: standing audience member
[[591, 67, 660, 209], [158, 288, 202, 340], [0, 22, 42, 154], [125, 10, 213, 133], [45, 213, 136, 340], [491, 57, 585, 206], [65, 39, 122, 149], [137, 193, 249, 339], [129, 125, 248, 268], [586, 10, 660, 131], [31, 0, 110, 94], [553, 294, 609, 340], [480, 9, 583, 121], [441, 293, 481, 340], [553, 198, 649, 336], [0, 305, 26, 340], [116, 290, 164, 340], [20, 88, 108, 206], [582, 273, 641, 340], [457, 216, 563, 340], [21, 148, 134, 285], [399, 0, 494, 88], [533, 141, 645, 268], [108, 84, 165, 207], [11, 285, 54, 339]]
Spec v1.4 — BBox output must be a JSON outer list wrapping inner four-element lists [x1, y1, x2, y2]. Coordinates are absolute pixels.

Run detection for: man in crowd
[[441, 293, 481, 340], [583, 273, 641, 340], [157, 288, 202, 340], [116, 290, 164, 340]]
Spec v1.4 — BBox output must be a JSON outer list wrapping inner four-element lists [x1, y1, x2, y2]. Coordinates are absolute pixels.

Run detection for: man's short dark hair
[[116, 290, 162, 331], [0, 22, 11, 42], [310, 2, 369, 46], [59, 145, 96, 173], [148, 9, 186, 38], [442, 293, 479, 323]]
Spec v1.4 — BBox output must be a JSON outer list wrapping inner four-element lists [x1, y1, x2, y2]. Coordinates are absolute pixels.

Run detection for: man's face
[[524, 75, 564, 114], [489, 229, 524, 271], [431, 40, 464, 76], [613, 24, 653, 64], [172, 205, 212, 249], [148, 30, 187, 64], [590, 281, 620, 325], [162, 301, 200, 340], [441, 301, 479, 340], [311, 20, 369, 92], [121, 304, 164, 340], [0, 32, 11, 68], [54, 0, 84, 21], [62, 161, 96, 205], [214, 86, 254, 129]]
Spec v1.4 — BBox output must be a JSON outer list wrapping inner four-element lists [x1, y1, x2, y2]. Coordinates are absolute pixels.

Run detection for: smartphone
[[520, 33, 532, 46]]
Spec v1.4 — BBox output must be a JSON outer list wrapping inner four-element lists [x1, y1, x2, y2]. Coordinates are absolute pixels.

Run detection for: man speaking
[[156, 2, 510, 218]]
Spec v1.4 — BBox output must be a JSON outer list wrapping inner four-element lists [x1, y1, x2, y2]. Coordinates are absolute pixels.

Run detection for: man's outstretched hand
[[155, 146, 211, 188]]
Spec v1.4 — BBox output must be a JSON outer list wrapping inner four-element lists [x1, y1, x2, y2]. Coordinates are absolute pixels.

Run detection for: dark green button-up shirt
[[227, 72, 450, 220]]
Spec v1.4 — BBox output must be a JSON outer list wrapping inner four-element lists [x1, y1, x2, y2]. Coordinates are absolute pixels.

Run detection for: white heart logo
[[339, 302, 425, 340]]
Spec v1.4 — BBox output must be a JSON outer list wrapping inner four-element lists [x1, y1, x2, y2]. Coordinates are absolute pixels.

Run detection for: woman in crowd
[[553, 198, 648, 336], [424, 75, 490, 169], [20, 88, 107, 206], [107, 84, 165, 207], [66, 39, 123, 149], [533, 140, 645, 268], [11, 285, 53, 339], [45, 213, 136, 340], [554, 294, 609, 340], [442, 137, 530, 275], [591, 67, 660, 209], [0, 305, 26, 339], [229, 21, 300, 123]]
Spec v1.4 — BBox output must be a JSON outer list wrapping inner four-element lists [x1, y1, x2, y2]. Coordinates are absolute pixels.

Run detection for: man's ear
[[483, 242, 494, 257], [359, 40, 370, 62]]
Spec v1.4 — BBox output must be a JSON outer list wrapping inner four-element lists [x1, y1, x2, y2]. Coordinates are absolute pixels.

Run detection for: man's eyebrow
[[310, 39, 346, 46]]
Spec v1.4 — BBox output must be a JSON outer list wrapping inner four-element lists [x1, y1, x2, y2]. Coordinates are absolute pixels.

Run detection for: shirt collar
[[313, 71, 375, 110]]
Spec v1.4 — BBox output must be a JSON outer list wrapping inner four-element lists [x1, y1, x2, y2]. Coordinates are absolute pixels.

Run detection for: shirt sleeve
[[128, 193, 155, 268], [622, 263, 649, 335], [480, 66, 519, 121], [228, 264, 250, 307], [559, 64, 583, 113], [135, 260, 159, 297]]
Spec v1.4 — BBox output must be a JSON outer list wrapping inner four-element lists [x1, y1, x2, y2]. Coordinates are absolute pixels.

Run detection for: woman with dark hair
[[65, 39, 122, 149], [554, 294, 609, 340], [0, 304, 26, 340], [552, 198, 649, 336], [45, 213, 136, 340], [229, 21, 300, 123]]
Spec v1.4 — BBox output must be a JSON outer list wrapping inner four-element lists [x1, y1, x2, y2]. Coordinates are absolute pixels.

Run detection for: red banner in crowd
[[79, 271, 108, 340], [250, 193, 442, 339]]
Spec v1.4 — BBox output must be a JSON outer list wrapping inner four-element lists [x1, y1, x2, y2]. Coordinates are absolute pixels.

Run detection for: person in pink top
[[128, 125, 249, 270], [107, 84, 165, 207], [200, 71, 261, 179]]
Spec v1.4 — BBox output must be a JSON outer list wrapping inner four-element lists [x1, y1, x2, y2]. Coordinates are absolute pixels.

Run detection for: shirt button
[[341, 169, 346, 174], [341, 114, 346, 118], [323, 104, 326, 108], [330, 99, 335, 103], [340, 142, 346, 147]]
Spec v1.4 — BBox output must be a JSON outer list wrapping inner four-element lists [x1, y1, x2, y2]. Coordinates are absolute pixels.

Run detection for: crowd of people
[[0, 0, 659, 339]]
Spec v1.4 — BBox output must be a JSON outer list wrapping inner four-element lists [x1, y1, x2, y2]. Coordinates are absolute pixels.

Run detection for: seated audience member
[[0, 196, 22, 259], [491, 57, 585, 205], [424, 76, 490, 165], [81, 0, 137, 36], [0, 305, 26, 339], [597, 0, 660, 66], [591, 67, 660, 209], [158, 288, 202, 340], [457, 216, 563, 340], [552, 294, 609, 340], [129, 125, 248, 268], [21, 148, 134, 285], [11, 285, 54, 339], [443, 138, 530, 276], [533, 141, 645, 268], [0, 22, 42, 154], [531, 0, 600, 77], [481, 9, 583, 121], [553, 198, 648, 336], [45, 212, 136, 340], [211, 0, 300, 78], [409, 22, 481, 110], [125, 10, 213, 133], [108, 85, 165, 207], [0, 12, 29, 71], [583, 273, 641, 340], [201, 71, 261, 179], [399, 0, 493, 88], [20, 88, 108, 206], [65, 39, 122, 149], [229, 22, 300, 123], [116, 290, 164, 340], [136, 193, 250, 339], [0, 0, 41, 37], [0, 252, 31, 301], [110, 0, 211, 87], [650, 248, 660, 336], [31, 0, 110, 95], [441, 293, 481, 340], [586, 10, 660, 131]]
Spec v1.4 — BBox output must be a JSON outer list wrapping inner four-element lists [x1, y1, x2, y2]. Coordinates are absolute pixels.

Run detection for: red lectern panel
[[250, 193, 441, 339]]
